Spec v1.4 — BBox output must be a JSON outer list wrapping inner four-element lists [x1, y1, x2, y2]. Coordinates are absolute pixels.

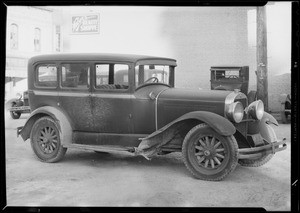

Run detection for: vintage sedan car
[[17, 53, 287, 181]]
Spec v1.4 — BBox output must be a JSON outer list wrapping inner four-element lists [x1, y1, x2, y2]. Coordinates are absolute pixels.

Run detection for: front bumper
[[238, 138, 287, 159]]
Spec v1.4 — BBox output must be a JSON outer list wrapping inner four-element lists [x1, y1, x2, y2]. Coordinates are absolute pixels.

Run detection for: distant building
[[5, 5, 291, 113], [5, 6, 63, 100]]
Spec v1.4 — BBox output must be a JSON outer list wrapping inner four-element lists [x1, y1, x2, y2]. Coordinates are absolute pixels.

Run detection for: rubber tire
[[30, 116, 67, 163], [238, 125, 275, 167], [182, 123, 238, 181], [10, 102, 21, 119]]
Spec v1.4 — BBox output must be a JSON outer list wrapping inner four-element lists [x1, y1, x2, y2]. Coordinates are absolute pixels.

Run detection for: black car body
[[17, 53, 287, 181]]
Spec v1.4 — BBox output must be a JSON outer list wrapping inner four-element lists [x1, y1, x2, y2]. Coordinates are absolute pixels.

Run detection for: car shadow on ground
[[61, 149, 185, 169]]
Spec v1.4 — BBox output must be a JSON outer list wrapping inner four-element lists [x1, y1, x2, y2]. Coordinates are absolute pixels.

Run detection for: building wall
[[159, 7, 255, 90], [60, 6, 255, 90], [5, 6, 59, 100], [5, 5, 291, 113]]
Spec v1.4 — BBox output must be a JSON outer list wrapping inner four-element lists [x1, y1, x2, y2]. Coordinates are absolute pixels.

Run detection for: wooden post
[[256, 6, 268, 111]]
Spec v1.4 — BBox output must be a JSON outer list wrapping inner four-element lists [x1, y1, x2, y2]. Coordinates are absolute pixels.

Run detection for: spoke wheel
[[193, 135, 227, 170], [182, 123, 238, 181], [30, 116, 67, 163]]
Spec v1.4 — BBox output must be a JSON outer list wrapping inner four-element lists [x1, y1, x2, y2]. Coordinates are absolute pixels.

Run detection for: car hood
[[158, 88, 232, 103], [156, 88, 232, 128]]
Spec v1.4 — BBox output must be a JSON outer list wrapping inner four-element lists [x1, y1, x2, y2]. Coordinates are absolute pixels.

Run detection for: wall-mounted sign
[[71, 14, 100, 34]]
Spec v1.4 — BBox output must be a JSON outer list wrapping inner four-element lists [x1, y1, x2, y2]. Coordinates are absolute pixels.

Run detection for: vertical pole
[[256, 6, 268, 111]]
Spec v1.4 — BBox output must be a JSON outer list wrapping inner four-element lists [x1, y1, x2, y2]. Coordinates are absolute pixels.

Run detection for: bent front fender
[[248, 112, 278, 136], [144, 111, 235, 140], [18, 106, 73, 146], [135, 111, 236, 158]]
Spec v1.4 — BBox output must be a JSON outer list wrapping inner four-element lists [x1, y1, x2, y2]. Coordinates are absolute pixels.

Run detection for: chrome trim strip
[[91, 93, 134, 99], [59, 92, 90, 97], [32, 90, 134, 98], [155, 88, 169, 130], [33, 90, 59, 96]]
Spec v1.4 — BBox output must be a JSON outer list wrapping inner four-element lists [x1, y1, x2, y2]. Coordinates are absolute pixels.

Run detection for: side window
[[61, 63, 90, 89], [95, 64, 109, 86], [36, 65, 57, 87], [10, 24, 18, 50], [34, 28, 41, 52], [95, 64, 129, 90]]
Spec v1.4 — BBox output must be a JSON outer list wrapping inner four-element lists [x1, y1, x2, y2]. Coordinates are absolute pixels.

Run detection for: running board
[[66, 144, 135, 153]]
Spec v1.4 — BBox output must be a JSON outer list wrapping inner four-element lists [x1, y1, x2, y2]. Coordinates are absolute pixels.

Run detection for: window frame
[[10, 23, 18, 50], [34, 63, 58, 89], [59, 62, 91, 91], [34, 27, 41, 52], [93, 62, 132, 92], [134, 64, 175, 89]]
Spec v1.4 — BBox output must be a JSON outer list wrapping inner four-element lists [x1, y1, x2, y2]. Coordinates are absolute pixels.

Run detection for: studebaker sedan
[[17, 53, 287, 181]]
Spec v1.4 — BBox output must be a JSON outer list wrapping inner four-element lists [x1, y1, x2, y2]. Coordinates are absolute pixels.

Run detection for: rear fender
[[136, 111, 236, 157], [19, 106, 73, 146]]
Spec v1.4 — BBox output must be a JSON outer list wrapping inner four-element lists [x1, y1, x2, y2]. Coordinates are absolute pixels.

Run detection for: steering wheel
[[144, 77, 159, 83], [228, 75, 238, 79]]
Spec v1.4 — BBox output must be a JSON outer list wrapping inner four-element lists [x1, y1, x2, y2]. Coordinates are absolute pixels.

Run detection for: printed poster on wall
[[71, 14, 100, 34]]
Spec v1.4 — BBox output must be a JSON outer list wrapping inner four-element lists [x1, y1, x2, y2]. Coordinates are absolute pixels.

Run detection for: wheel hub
[[204, 150, 210, 156], [194, 136, 226, 169]]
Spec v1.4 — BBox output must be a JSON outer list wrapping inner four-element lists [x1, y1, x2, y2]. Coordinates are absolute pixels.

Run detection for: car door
[[58, 62, 94, 131], [91, 62, 134, 136]]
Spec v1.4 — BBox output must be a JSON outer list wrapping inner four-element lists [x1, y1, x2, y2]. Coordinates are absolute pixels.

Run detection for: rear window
[[36, 65, 57, 87]]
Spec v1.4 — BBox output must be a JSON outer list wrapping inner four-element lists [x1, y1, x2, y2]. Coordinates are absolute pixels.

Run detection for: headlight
[[245, 100, 264, 120], [16, 93, 22, 99], [225, 101, 244, 123]]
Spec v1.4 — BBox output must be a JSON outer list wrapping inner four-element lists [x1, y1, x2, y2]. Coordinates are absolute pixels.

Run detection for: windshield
[[135, 65, 171, 87], [213, 69, 240, 80]]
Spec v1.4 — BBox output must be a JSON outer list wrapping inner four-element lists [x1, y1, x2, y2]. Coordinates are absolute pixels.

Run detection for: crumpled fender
[[146, 111, 235, 140], [258, 112, 278, 143], [135, 111, 236, 159], [248, 112, 279, 142], [260, 111, 279, 126], [19, 106, 73, 146]]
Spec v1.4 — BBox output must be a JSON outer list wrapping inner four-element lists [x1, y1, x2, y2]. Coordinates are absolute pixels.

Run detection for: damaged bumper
[[238, 138, 287, 159]]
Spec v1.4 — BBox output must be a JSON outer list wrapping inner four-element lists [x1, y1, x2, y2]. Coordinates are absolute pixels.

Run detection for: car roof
[[28, 53, 177, 65]]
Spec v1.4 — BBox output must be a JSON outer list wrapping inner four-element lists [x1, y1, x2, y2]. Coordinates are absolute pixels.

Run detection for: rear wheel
[[10, 102, 21, 119], [30, 116, 67, 163], [182, 124, 238, 181]]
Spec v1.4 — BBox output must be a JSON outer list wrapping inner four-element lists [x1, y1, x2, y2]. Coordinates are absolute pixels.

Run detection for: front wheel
[[182, 123, 238, 181], [30, 116, 67, 163]]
